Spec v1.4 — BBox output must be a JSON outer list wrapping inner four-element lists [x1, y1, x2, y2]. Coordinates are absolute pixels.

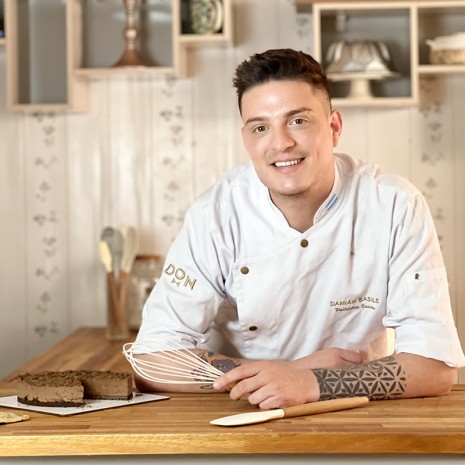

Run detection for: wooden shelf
[[418, 64, 465, 75], [178, 33, 231, 46], [175, 0, 233, 76], [74, 66, 176, 79], [69, 0, 175, 78], [3, 0, 234, 111], [331, 97, 416, 108], [310, 1, 465, 107], [6, 103, 70, 113]]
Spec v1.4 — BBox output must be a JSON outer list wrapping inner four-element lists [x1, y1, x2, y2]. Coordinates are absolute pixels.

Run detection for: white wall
[[0, 0, 463, 380]]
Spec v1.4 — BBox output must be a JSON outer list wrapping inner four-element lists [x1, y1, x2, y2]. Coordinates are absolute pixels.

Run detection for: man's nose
[[271, 127, 296, 151]]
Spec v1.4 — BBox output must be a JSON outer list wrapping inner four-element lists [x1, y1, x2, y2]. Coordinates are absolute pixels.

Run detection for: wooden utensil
[[118, 225, 139, 316], [209, 397, 369, 427], [99, 240, 124, 339], [98, 241, 119, 309], [101, 226, 124, 277]]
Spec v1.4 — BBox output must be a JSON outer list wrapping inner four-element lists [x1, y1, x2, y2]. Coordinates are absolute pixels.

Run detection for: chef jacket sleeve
[[135, 200, 232, 351], [383, 192, 465, 367]]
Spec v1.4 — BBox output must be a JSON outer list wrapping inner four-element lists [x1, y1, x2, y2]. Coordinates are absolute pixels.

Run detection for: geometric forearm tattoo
[[311, 355, 407, 401], [194, 351, 241, 389]]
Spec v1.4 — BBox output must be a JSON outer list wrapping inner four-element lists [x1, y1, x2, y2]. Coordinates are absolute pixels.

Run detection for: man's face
[[241, 80, 342, 204]]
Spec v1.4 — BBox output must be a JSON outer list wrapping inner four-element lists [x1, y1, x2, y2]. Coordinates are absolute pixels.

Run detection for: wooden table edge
[[1, 431, 464, 456]]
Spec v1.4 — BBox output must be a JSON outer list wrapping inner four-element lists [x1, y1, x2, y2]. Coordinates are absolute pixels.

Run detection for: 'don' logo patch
[[164, 263, 197, 290]]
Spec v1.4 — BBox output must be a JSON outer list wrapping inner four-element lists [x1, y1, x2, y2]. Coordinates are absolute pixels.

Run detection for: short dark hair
[[233, 49, 331, 113]]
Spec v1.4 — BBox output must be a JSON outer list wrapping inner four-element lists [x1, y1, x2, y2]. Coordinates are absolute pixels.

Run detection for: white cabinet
[[298, 0, 465, 106], [3, 0, 233, 112]]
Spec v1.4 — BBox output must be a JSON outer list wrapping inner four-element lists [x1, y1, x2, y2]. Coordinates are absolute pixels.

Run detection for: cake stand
[[326, 70, 399, 99]]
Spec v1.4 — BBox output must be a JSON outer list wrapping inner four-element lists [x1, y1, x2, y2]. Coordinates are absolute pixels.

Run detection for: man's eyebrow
[[244, 107, 311, 126], [285, 107, 312, 118], [244, 115, 267, 126]]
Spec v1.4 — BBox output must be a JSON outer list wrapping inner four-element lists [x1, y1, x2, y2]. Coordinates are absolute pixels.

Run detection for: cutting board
[[0, 393, 168, 416]]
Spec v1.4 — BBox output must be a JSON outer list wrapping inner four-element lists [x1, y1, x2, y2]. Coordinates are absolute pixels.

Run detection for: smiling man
[[240, 79, 340, 233], [134, 49, 465, 409]]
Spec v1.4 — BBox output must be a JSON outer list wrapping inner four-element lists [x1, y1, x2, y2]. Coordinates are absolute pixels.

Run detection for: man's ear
[[330, 110, 343, 147]]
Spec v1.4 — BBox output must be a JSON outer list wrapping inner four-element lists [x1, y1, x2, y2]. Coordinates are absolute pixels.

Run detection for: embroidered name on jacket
[[164, 264, 197, 290], [330, 295, 380, 312]]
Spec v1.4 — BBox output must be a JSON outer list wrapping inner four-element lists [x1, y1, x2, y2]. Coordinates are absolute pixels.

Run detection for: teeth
[[274, 159, 302, 167]]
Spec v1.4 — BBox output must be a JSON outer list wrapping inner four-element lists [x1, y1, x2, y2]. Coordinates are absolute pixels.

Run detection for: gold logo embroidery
[[164, 263, 197, 290]]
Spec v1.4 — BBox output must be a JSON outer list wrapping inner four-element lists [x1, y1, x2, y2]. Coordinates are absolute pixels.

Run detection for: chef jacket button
[[240, 266, 249, 275], [248, 326, 258, 331], [300, 239, 309, 248]]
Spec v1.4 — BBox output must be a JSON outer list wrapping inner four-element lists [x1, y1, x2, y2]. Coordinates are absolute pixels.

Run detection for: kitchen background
[[0, 0, 463, 380]]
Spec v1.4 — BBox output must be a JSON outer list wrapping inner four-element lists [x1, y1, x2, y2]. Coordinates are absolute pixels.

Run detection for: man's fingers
[[213, 363, 260, 390], [229, 376, 261, 400], [213, 374, 233, 391]]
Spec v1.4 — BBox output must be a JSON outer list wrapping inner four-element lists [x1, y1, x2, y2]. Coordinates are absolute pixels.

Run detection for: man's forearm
[[311, 355, 406, 400], [311, 353, 456, 401]]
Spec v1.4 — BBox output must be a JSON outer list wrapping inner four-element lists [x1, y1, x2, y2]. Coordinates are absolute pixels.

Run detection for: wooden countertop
[[0, 327, 464, 457]]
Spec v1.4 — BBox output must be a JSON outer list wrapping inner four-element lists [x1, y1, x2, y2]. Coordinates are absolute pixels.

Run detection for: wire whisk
[[123, 338, 225, 384]]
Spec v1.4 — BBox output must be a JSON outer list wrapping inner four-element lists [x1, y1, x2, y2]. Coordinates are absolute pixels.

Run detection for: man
[[134, 49, 465, 409]]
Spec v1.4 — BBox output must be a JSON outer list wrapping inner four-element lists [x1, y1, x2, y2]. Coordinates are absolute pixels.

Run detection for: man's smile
[[273, 158, 303, 168]]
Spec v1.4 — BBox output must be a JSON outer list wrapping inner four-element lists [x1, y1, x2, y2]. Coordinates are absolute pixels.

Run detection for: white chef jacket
[[136, 153, 465, 367]]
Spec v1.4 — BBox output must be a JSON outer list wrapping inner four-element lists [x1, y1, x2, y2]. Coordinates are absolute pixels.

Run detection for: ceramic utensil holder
[[106, 272, 129, 340]]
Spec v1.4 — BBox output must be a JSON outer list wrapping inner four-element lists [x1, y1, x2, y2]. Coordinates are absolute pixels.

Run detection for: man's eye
[[253, 126, 266, 133], [291, 118, 305, 125]]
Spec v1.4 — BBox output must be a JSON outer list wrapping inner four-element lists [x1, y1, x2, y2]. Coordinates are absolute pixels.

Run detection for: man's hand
[[213, 360, 320, 409], [212, 347, 363, 409]]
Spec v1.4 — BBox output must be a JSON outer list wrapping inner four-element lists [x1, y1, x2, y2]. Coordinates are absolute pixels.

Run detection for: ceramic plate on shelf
[[0, 393, 169, 416]]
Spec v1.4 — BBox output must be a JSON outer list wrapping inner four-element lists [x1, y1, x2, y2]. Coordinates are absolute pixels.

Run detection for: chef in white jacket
[[135, 49, 465, 409]]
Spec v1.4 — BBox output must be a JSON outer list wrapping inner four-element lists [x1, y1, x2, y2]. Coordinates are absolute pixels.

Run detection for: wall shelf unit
[[68, 0, 176, 80], [3, 0, 234, 112], [298, 0, 465, 107], [416, 3, 465, 74], [418, 64, 465, 75], [5, 0, 87, 112], [175, 0, 233, 77]]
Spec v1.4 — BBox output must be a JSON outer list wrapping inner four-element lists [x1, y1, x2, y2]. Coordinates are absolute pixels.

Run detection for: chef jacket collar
[[313, 156, 342, 225], [260, 156, 343, 233]]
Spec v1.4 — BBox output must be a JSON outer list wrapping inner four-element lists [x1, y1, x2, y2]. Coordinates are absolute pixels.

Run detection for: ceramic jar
[[426, 33, 465, 65], [125, 255, 164, 330]]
